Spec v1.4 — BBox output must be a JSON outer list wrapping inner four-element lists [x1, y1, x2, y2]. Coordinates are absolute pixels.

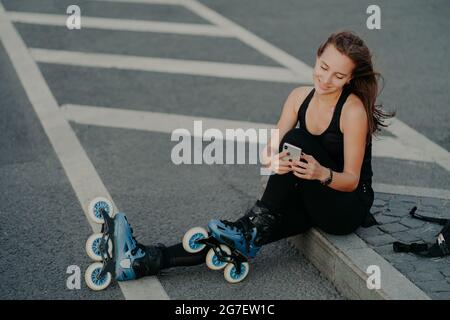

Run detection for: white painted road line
[[30, 48, 303, 83], [61, 104, 272, 144], [93, 0, 185, 5], [370, 135, 433, 163], [6, 11, 232, 37], [61, 104, 436, 163], [0, 3, 169, 300], [93, 0, 312, 84], [372, 183, 450, 200], [387, 119, 450, 173], [92, 0, 313, 83], [182, 0, 313, 82]]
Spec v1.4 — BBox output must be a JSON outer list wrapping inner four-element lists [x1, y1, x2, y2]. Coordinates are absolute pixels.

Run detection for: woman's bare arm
[[261, 87, 307, 165]]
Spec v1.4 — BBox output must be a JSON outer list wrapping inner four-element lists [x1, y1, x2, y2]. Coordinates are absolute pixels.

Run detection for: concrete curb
[[259, 176, 431, 300], [287, 229, 431, 300]]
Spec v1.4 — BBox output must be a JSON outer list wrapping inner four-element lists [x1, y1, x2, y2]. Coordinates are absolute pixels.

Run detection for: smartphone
[[282, 142, 302, 162]]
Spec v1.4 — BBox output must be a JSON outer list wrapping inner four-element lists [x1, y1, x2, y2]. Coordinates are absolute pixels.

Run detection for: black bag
[[393, 206, 450, 257]]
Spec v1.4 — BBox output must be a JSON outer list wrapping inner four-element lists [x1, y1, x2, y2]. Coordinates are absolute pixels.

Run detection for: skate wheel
[[182, 227, 208, 253], [206, 245, 231, 270], [85, 233, 113, 261], [85, 262, 112, 291], [224, 262, 249, 284], [88, 197, 114, 224]]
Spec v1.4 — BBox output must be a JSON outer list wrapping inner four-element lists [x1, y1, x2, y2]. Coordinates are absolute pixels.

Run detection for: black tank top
[[297, 86, 373, 184]]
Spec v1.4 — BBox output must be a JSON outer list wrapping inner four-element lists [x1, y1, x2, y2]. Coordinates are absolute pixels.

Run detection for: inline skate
[[84, 197, 164, 290], [182, 201, 280, 284]]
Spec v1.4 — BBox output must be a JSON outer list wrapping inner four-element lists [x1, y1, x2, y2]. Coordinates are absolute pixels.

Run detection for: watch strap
[[321, 168, 333, 186]]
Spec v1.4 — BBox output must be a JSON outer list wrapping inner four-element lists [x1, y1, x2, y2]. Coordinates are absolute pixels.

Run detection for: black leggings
[[161, 128, 370, 270]]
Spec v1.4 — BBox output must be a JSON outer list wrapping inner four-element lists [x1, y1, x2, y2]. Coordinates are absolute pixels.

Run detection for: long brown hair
[[317, 31, 396, 145]]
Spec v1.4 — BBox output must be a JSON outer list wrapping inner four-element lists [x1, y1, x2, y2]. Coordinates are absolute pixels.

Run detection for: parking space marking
[[6, 11, 232, 37], [0, 3, 169, 300], [93, 0, 314, 82], [30, 48, 305, 83], [182, 0, 313, 80]]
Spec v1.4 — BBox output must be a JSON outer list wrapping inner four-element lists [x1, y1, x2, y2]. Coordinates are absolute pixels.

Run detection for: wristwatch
[[320, 168, 333, 186]]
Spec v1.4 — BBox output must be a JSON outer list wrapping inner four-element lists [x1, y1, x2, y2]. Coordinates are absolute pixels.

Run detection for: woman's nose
[[323, 72, 333, 84]]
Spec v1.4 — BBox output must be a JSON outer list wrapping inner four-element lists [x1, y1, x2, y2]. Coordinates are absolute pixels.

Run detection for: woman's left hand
[[291, 153, 327, 181]]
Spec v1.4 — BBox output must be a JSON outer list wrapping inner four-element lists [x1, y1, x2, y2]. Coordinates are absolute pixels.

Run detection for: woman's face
[[313, 44, 355, 95]]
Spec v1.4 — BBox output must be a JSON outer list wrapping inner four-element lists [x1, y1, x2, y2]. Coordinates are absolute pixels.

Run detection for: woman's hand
[[262, 151, 292, 175], [291, 153, 328, 181]]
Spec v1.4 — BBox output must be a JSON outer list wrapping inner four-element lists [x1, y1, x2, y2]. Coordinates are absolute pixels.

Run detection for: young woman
[[93, 31, 396, 284]]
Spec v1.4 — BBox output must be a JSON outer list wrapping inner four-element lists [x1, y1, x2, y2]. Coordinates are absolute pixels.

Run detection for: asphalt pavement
[[0, 0, 449, 300]]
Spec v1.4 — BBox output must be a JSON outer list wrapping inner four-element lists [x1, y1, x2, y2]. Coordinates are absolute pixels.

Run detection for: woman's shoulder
[[341, 93, 368, 133], [343, 93, 366, 117], [292, 86, 314, 114]]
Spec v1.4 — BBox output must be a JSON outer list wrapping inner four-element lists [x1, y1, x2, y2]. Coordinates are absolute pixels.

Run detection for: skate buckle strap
[[393, 241, 428, 253], [222, 219, 253, 253]]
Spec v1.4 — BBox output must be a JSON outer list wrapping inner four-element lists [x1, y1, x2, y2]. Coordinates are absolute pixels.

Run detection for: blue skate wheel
[[224, 262, 250, 284], [85, 262, 112, 291], [86, 233, 103, 261], [88, 197, 114, 224], [182, 227, 208, 253], [86, 233, 113, 261], [206, 245, 231, 270]]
